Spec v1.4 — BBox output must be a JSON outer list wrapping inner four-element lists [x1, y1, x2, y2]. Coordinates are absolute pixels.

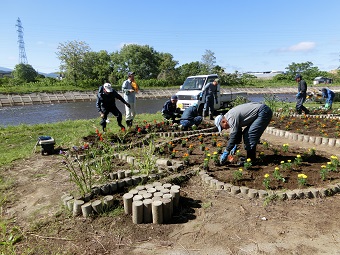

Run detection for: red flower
[[137, 127, 142, 133]]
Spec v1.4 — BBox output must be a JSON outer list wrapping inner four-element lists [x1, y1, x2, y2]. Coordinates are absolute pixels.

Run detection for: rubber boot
[[209, 113, 214, 120], [246, 149, 257, 163], [126, 120, 131, 127]]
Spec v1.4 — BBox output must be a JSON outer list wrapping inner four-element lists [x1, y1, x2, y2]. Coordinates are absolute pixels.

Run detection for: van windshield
[[180, 77, 206, 90]]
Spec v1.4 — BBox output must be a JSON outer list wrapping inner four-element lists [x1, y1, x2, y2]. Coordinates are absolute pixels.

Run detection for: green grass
[[0, 113, 164, 168]]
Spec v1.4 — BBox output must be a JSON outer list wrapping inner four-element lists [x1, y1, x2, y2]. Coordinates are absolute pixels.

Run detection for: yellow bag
[[131, 81, 139, 92]]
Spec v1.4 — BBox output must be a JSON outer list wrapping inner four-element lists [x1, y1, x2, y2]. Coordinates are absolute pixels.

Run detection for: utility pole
[[16, 17, 28, 64]]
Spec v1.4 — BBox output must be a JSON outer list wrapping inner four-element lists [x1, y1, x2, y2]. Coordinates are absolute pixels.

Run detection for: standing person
[[122, 72, 137, 127], [179, 104, 203, 130], [201, 78, 219, 120], [295, 74, 310, 114], [214, 102, 272, 165], [321, 88, 335, 109], [96, 83, 131, 132], [161, 95, 181, 122]]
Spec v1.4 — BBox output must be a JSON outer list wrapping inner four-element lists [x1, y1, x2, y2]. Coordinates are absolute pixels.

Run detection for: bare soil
[[3, 121, 340, 255]]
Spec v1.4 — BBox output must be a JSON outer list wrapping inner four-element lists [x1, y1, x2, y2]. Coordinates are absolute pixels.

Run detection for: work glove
[[230, 145, 238, 155], [199, 92, 203, 101], [220, 150, 229, 165], [296, 92, 301, 98], [126, 103, 131, 108]]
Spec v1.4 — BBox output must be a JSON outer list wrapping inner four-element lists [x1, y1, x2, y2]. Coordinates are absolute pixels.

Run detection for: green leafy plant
[[282, 143, 289, 152], [294, 154, 302, 165], [233, 168, 243, 181], [320, 165, 329, 181], [60, 151, 94, 196], [212, 151, 219, 164], [297, 173, 308, 187], [243, 158, 252, 170], [263, 173, 271, 189], [280, 160, 292, 171], [135, 141, 157, 175], [273, 167, 285, 182]]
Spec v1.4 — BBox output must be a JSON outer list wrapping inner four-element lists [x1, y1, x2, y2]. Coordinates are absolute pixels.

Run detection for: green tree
[[157, 52, 179, 82], [12, 63, 38, 82], [83, 50, 112, 83], [111, 44, 160, 80], [285, 61, 320, 80], [177, 61, 204, 81], [201, 49, 216, 73], [56, 40, 92, 82]]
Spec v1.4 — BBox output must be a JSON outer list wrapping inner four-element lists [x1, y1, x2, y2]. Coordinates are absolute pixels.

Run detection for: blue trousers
[[242, 104, 273, 151], [203, 95, 215, 116], [180, 116, 203, 128], [296, 93, 309, 114]]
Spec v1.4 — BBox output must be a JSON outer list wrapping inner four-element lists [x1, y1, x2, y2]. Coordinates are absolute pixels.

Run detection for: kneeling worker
[[162, 95, 181, 122], [214, 102, 273, 165], [321, 88, 335, 109], [179, 104, 203, 130]]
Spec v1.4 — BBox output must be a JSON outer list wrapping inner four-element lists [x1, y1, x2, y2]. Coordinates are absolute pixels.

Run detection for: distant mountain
[[0, 67, 58, 78], [0, 67, 13, 72], [39, 72, 59, 78]]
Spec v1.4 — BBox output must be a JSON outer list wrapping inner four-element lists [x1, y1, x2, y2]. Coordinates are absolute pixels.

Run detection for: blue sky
[[1, 0, 340, 74]]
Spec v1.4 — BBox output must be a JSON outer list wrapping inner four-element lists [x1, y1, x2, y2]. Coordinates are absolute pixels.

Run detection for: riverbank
[[2, 86, 337, 107]]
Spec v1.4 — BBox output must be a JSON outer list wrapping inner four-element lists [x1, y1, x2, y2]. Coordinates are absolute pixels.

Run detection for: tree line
[[1, 40, 339, 89]]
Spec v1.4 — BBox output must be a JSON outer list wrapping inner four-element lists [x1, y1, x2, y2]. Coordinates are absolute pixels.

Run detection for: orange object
[[131, 81, 139, 92], [228, 155, 234, 162]]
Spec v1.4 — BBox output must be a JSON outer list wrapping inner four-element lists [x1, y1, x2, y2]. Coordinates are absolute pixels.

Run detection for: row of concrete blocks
[[123, 182, 181, 224], [273, 111, 340, 119], [60, 169, 169, 217], [199, 170, 340, 200], [265, 127, 340, 148]]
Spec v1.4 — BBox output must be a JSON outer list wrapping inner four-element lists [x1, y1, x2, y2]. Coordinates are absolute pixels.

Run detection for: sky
[[1, 0, 340, 74]]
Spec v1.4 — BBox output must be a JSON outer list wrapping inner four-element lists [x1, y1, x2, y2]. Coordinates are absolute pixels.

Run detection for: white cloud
[[278, 42, 316, 52]]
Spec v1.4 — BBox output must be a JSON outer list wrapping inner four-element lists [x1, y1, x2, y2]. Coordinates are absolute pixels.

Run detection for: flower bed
[[158, 133, 340, 191], [269, 114, 340, 139]]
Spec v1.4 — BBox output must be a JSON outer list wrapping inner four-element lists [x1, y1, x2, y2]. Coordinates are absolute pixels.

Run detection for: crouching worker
[[96, 83, 131, 132], [179, 103, 203, 130], [214, 102, 272, 165], [162, 95, 181, 122], [321, 88, 335, 109]]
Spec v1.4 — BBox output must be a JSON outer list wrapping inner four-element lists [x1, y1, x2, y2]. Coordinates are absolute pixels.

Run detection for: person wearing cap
[[200, 78, 219, 120], [179, 103, 203, 130], [161, 95, 181, 122], [295, 74, 310, 114], [96, 83, 131, 132], [122, 72, 138, 127], [215, 102, 272, 165], [321, 87, 335, 109]]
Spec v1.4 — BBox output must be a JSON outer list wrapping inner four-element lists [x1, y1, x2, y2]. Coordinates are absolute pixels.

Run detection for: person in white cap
[[214, 102, 272, 165], [122, 71, 137, 127], [96, 83, 130, 132]]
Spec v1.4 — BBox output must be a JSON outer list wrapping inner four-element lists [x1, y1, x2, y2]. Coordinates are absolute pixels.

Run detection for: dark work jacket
[[298, 80, 308, 94], [96, 86, 127, 113], [180, 105, 199, 121], [162, 99, 178, 116]]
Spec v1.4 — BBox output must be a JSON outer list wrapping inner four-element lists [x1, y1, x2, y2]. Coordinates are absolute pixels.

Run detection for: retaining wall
[[4, 86, 338, 107]]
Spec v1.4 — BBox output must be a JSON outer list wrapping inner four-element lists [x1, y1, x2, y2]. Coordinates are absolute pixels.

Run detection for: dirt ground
[[3, 130, 340, 255]]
